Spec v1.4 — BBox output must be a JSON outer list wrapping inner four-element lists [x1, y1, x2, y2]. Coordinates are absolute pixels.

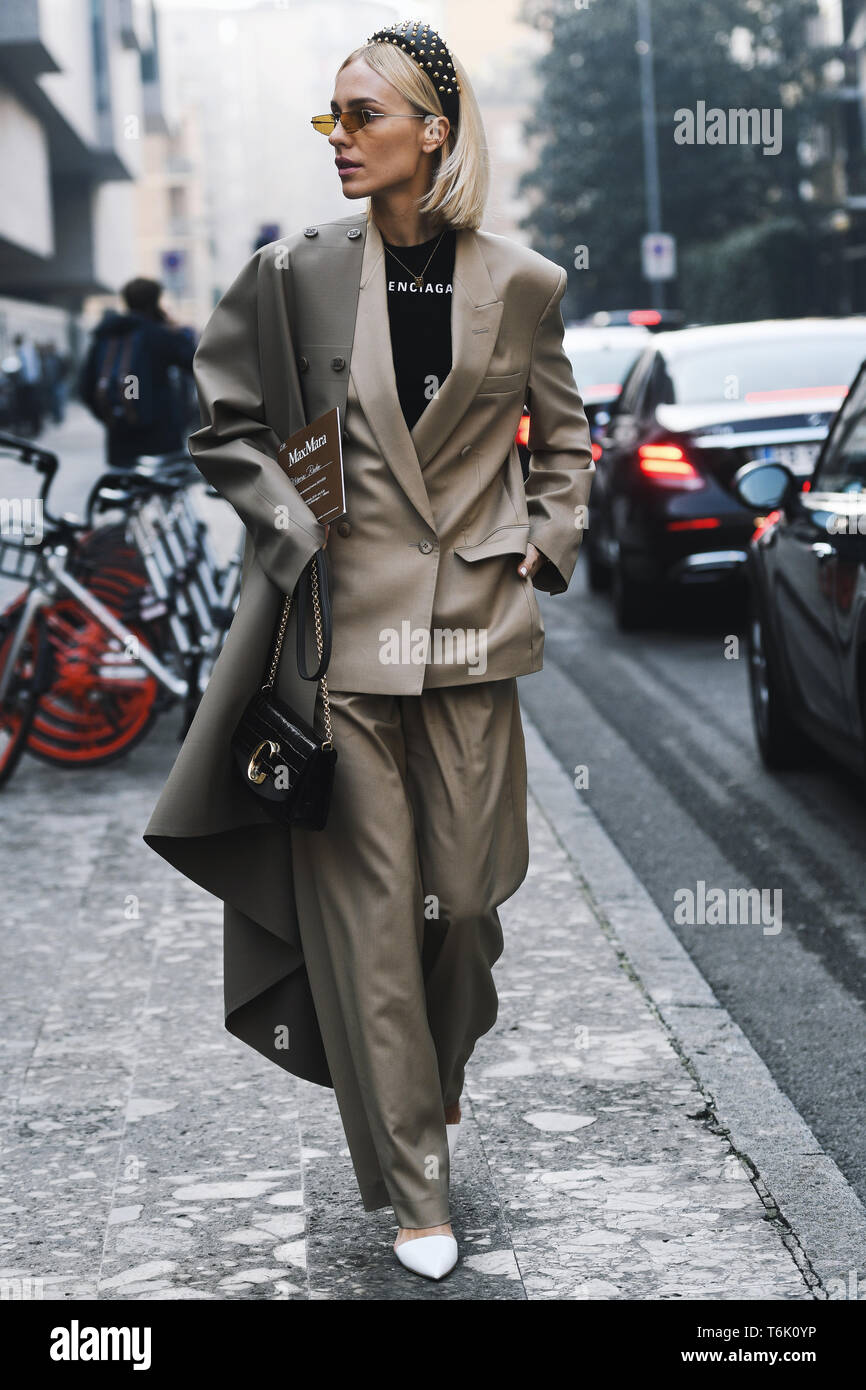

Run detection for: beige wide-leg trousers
[[290, 676, 530, 1230]]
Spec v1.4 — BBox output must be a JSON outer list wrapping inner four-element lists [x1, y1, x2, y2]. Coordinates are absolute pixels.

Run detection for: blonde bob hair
[[337, 36, 489, 230]]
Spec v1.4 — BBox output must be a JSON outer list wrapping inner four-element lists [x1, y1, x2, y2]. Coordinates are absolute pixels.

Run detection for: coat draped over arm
[[142, 244, 349, 1087]]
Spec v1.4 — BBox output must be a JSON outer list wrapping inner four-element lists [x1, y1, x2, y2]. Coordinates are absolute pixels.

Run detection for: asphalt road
[[518, 558, 866, 1207]]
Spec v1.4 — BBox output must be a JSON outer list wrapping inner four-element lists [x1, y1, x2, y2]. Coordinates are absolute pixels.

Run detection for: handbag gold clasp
[[248, 739, 280, 784]]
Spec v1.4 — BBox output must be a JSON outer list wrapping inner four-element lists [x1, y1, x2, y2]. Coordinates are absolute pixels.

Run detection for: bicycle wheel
[[71, 521, 170, 653], [27, 596, 161, 767], [0, 604, 45, 787]]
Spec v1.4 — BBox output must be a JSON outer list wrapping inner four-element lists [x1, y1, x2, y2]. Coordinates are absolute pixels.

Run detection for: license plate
[[754, 443, 820, 474]]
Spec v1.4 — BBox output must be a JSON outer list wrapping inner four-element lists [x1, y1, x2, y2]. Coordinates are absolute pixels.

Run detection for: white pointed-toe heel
[[394, 1233, 459, 1280], [446, 1122, 461, 1161]]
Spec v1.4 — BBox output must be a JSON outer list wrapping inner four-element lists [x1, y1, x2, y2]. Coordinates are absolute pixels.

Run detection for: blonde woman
[[144, 18, 594, 1283]]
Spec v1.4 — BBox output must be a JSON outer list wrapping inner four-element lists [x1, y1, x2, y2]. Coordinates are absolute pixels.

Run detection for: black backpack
[[91, 326, 154, 429]]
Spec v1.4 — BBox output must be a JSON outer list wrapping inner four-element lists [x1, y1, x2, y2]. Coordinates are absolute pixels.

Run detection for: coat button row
[[296, 356, 346, 372], [303, 227, 362, 238]]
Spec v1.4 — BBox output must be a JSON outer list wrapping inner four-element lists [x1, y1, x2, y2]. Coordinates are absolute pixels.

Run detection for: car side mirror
[[734, 459, 795, 511]]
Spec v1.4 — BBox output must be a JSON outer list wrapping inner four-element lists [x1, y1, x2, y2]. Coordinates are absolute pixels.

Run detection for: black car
[[515, 324, 649, 476], [735, 359, 866, 780], [585, 318, 866, 629]]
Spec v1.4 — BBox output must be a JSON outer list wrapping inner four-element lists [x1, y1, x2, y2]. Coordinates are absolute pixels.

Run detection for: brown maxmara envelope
[[277, 405, 347, 525]]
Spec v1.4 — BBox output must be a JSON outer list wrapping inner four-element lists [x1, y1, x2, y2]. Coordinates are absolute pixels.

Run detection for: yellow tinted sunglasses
[[311, 109, 433, 135]]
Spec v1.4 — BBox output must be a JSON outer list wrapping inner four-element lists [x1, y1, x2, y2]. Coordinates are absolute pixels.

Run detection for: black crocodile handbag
[[231, 548, 336, 831]]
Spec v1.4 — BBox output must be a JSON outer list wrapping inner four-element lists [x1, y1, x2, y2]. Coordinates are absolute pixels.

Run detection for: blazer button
[[331, 356, 346, 371], [347, 227, 362, 239], [337, 520, 351, 537], [460, 444, 472, 457], [419, 539, 434, 554], [342, 429, 349, 442], [298, 356, 309, 373], [303, 226, 318, 237]]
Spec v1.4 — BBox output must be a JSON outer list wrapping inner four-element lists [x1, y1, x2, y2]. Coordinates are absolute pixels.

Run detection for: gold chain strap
[[262, 560, 333, 746]]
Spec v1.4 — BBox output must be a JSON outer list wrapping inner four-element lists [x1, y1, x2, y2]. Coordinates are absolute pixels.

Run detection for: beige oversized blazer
[[143, 211, 594, 1086]]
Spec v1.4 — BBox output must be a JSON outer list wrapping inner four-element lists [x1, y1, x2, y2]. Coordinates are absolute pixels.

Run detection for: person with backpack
[[78, 277, 196, 467]]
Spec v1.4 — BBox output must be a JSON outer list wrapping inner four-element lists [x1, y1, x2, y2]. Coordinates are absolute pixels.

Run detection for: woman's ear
[[423, 114, 449, 151]]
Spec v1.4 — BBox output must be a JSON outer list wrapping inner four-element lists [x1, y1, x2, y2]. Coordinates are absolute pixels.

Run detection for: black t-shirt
[[381, 228, 456, 433]]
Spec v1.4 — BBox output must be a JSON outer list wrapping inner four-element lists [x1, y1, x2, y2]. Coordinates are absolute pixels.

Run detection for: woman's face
[[328, 58, 447, 200]]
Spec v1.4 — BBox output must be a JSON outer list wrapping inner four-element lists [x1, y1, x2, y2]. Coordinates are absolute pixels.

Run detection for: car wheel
[[612, 552, 651, 630], [746, 598, 804, 769]]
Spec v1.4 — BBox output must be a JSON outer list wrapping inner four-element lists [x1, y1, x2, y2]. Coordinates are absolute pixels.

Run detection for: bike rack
[[1, 441, 246, 769]]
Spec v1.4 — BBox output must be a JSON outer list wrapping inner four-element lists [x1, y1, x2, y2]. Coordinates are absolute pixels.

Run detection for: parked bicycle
[[0, 432, 243, 787]]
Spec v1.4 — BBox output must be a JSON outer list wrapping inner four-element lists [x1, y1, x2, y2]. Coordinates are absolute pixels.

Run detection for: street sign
[[161, 249, 186, 294], [642, 232, 676, 281]]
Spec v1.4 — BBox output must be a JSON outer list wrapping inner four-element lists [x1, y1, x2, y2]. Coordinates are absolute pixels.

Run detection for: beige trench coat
[[143, 211, 594, 1087]]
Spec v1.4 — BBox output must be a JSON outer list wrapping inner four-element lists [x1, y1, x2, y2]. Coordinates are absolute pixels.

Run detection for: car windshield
[[662, 335, 866, 405], [566, 344, 646, 393]]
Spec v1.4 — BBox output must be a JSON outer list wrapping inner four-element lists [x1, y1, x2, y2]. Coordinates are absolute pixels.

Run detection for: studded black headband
[[364, 18, 460, 132]]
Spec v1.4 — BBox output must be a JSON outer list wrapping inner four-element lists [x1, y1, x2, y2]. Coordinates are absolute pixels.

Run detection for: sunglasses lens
[[312, 112, 369, 134]]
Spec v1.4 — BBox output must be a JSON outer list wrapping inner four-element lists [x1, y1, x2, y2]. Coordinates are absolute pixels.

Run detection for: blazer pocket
[[453, 523, 530, 561], [476, 370, 526, 396]]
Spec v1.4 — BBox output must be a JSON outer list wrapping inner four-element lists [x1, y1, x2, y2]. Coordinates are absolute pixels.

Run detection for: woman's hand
[[517, 543, 546, 580]]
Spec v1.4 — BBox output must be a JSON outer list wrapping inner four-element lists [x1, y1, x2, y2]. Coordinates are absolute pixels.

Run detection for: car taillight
[[637, 442, 704, 489], [516, 413, 530, 448], [591, 441, 602, 462]]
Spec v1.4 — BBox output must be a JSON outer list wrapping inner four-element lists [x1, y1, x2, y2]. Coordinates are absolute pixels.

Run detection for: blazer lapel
[[411, 226, 505, 465], [349, 216, 504, 525]]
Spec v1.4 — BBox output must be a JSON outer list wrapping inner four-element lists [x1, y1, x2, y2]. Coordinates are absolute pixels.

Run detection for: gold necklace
[[384, 230, 446, 290]]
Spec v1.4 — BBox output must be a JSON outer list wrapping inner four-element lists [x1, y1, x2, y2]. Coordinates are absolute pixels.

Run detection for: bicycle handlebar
[[0, 432, 59, 500], [86, 456, 202, 524]]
